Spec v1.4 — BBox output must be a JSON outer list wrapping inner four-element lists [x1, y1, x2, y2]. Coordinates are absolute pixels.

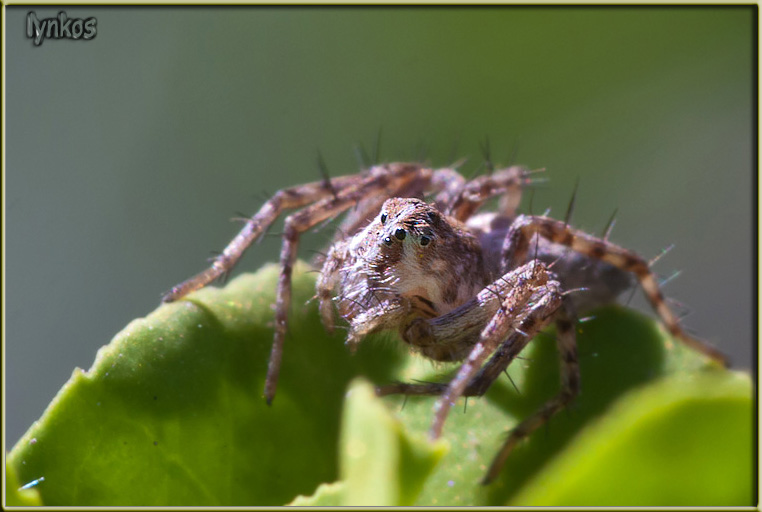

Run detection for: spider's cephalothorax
[[323, 197, 495, 362], [162, 161, 727, 484], [350, 197, 489, 313]]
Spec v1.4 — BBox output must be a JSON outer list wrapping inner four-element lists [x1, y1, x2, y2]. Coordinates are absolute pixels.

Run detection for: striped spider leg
[[500, 214, 729, 365]]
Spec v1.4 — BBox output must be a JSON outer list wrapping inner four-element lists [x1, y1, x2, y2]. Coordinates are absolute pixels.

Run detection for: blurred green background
[[6, 6, 753, 447]]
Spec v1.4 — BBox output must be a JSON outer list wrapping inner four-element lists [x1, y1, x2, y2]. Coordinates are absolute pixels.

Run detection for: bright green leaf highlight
[[288, 481, 344, 506], [287, 379, 447, 507], [340, 379, 447, 506], [6, 460, 43, 506], [7, 264, 752, 506]]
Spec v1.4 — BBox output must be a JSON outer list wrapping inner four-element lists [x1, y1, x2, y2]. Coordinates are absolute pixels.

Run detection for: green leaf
[[288, 481, 345, 506], [6, 262, 406, 505], [339, 379, 447, 506], [287, 379, 447, 506], [7, 263, 752, 506], [510, 370, 753, 505]]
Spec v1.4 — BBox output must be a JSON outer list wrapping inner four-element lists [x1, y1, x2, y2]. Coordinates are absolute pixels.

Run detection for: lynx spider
[[162, 160, 727, 484]]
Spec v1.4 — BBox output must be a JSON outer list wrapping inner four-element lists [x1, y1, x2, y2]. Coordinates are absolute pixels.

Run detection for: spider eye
[[420, 235, 431, 246], [380, 213, 387, 224], [394, 228, 406, 240], [383, 236, 393, 246]]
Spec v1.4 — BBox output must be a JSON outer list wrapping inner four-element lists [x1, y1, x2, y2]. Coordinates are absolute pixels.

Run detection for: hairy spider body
[[163, 161, 727, 484], [321, 198, 491, 359]]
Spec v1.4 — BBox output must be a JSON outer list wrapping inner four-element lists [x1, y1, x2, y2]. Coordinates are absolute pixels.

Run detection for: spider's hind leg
[[501, 214, 728, 366]]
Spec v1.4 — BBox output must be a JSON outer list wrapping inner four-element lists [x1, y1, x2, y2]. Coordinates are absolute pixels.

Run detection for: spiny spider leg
[[161, 173, 361, 303], [315, 239, 350, 333], [333, 165, 450, 243], [375, 281, 580, 484], [376, 380, 449, 397], [374, 329, 525, 398], [446, 166, 538, 220], [502, 214, 728, 366], [429, 260, 564, 439], [482, 305, 579, 485], [376, 282, 555, 398], [431, 167, 466, 212], [465, 329, 532, 396]]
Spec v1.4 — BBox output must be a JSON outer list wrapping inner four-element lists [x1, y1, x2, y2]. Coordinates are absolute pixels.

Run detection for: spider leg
[[429, 261, 563, 439], [444, 166, 536, 221], [375, 329, 526, 398], [431, 167, 467, 211], [333, 179, 418, 244], [161, 173, 363, 303], [376, 261, 552, 402], [482, 304, 580, 484], [337, 161, 474, 240], [462, 328, 530, 396], [316, 240, 349, 333], [377, 265, 580, 484], [376, 380, 449, 397], [501, 214, 729, 366]]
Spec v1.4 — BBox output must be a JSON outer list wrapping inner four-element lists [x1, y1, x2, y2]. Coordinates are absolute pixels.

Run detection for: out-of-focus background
[[6, 7, 754, 447]]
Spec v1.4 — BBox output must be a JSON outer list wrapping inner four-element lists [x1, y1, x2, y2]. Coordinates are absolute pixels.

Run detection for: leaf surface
[[7, 263, 404, 505], [7, 264, 752, 506]]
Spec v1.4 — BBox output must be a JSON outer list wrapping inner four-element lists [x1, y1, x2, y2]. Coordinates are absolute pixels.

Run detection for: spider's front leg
[[373, 260, 556, 404], [426, 261, 567, 440], [316, 239, 350, 334], [374, 328, 525, 398], [482, 305, 579, 484], [369, 258, 567, 434], [161, 174, 362, 302], [376, 260, 581, 484]]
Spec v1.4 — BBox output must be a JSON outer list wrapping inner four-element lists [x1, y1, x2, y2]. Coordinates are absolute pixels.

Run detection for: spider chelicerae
[[162, 160, 727, 484]]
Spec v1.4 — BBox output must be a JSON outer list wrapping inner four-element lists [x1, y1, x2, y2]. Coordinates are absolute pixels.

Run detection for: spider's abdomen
[[468, 212, 634, 313]]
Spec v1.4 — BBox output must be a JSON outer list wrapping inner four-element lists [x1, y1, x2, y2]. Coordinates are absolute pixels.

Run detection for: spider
[[162, 160, 728, 484]]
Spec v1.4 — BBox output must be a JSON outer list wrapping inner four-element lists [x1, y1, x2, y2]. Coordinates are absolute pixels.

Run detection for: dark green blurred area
[[6, 7, 753, 447]]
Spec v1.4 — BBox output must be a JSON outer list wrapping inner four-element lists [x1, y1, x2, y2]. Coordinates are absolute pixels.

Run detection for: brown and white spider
[[162, 160, 727, 484]]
